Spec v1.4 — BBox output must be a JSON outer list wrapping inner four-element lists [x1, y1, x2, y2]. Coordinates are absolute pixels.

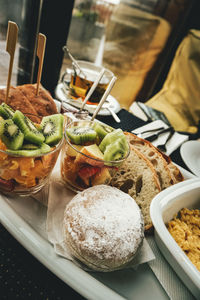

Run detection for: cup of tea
[[61, 60, 114, 104]]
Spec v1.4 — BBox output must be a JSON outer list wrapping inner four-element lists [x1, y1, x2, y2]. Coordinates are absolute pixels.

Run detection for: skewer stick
[[79, 68, 106, 112], [91, 76, 117, 121], [5, 21, 18, 103], [36, 33, 46, 96]]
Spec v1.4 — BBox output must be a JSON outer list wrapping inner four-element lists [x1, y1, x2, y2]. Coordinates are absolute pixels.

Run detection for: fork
[[156, 128, 175, 152]]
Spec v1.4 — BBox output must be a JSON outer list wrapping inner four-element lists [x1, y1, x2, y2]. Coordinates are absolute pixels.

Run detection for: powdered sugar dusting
[[63, 185, 144, 269]]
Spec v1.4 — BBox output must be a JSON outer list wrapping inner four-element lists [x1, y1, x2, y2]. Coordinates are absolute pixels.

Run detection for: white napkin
[[132, 120, 189, 155]]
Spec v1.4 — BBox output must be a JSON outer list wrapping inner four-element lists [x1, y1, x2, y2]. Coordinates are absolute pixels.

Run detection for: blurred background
[[0, 0, 200, 110]]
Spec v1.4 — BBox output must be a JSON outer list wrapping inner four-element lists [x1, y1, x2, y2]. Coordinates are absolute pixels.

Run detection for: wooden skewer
[[36, 33, 46, 96], [5, 21, 18, 103]]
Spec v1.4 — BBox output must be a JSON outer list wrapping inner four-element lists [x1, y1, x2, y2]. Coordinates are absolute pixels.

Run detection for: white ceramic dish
[[0, 165, 193, 300], [150, 178, 200, 299], [55, 82, 121, 116], [180, 140, 200, 177]]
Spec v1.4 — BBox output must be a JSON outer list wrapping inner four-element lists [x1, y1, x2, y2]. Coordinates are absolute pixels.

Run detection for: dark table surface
[[1, 109, 199, 300]]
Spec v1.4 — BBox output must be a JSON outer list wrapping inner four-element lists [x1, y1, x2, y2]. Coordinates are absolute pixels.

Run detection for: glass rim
[[64, 120, 130, 164], [0, 137, 64, 158], [67, 59, 114, 77]]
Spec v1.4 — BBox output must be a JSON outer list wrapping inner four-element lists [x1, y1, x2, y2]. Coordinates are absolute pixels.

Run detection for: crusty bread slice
[[17, 84, 58, 117], [111, 145, 161, 231], [0, 86, 41, 123], [158, 151, 184, 184], [124, 132, 174, 190]]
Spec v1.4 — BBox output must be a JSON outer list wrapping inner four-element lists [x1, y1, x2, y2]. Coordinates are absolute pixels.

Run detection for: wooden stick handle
[[5, 21, 18, 103], [36, 33, 46, 96]]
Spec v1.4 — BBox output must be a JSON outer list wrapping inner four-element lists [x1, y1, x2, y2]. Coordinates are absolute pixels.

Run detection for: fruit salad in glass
[[61, 120, 130, 192], [0, 103, 64, 196]]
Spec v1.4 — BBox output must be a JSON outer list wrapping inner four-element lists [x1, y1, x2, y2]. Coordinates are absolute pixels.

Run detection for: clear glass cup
[[0, 138, 63, 197], [61, 60, 114, 104], [60, 120, 130, 192]]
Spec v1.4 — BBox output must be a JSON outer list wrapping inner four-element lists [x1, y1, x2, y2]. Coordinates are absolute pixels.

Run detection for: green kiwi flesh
[[6, 143, 51, 157], [0, 119, 24, 150], [92, 122, 113, 140], [66, 126, 97, 145], [13, 110, 45, 145], [40, 114, 64, 146], [103, 138, 128, 162], [0, 103, 15, 119], [99, 128, 125, 153], [22, 143, 39, 150]]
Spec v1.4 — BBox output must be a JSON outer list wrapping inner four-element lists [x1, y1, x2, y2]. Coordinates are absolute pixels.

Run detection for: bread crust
[[16, 84, 58, 117], [0, 84, 58, 123], [0, 86, 41, 123], [157, 150, 184, 184], [112, 132, 184, 232], [111, 145, 161, 231], [125, 132, 174, 189]]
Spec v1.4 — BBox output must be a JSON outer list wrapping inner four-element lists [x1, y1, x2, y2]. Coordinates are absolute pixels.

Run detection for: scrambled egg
[[168, 208, 200, 272]]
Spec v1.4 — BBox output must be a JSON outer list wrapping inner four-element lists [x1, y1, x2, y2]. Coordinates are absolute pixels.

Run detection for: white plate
[[180, 140, 200, 177], [55, 83, 121, 116], [150, 178, 200, 299], [0, 165, 193, 300]]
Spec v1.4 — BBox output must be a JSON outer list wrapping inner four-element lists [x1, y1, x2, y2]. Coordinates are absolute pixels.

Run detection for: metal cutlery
[[145, 127, 173, 142], [156, 128, 175, 152], [103, 102, 120, 123]]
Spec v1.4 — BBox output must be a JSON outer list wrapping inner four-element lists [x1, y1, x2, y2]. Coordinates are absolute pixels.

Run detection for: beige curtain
[[146, 29, 200, 133]]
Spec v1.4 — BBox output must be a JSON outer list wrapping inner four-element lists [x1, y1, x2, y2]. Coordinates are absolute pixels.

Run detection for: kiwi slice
[[13, 110, 45, 146], [99, 128, 125, 153], [103, 138, 128, 162], [66, 126, 97, 145], [6, 143, 51, 157], [0, 119, 24, 150], [92, 122, 113, 140], [0, 103, 15, 119], [40, 114, 64, 146], [22, 143, 39, 150]]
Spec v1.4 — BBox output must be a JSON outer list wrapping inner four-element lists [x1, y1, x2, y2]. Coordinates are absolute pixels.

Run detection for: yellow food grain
[[168, 208, 200, 272]]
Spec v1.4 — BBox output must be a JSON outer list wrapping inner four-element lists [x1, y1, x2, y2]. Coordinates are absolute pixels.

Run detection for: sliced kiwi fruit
[[0, 119, 24, 150], [92, 122, 113, 140], [13, 110, 45, 146], [40, 143, 51, 154], [103, 138, 128, 163], [66, 126, 97, 145], [99, 128, 125, 153], [6, 148, 42, 157], [6, 143, 51, 157], [0, 103, 15, 119], [40, 114, 64, 146], [22, 143, 39, 150]]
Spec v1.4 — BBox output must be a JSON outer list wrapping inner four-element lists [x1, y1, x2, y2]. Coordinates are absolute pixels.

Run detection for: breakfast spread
[[168, 208, 200, 272], [63, 185, 144, 271], [0, 103, 63, 193], [61, 120, 129, 191]]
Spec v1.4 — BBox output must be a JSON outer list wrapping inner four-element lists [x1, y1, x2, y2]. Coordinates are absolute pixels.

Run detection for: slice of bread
[[158, 151, 184, 184], [124, 132, 174, 190], [0, 86, 41, 123], [17, 84, 58, 117], [111, 145, 161, 231]]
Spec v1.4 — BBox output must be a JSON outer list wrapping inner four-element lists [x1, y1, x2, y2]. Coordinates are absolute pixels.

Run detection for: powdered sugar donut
[[63, 185, 144, 271]]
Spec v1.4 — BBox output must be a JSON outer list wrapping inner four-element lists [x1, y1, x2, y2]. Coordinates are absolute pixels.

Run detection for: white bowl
[[150, 178, 200, 299]]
